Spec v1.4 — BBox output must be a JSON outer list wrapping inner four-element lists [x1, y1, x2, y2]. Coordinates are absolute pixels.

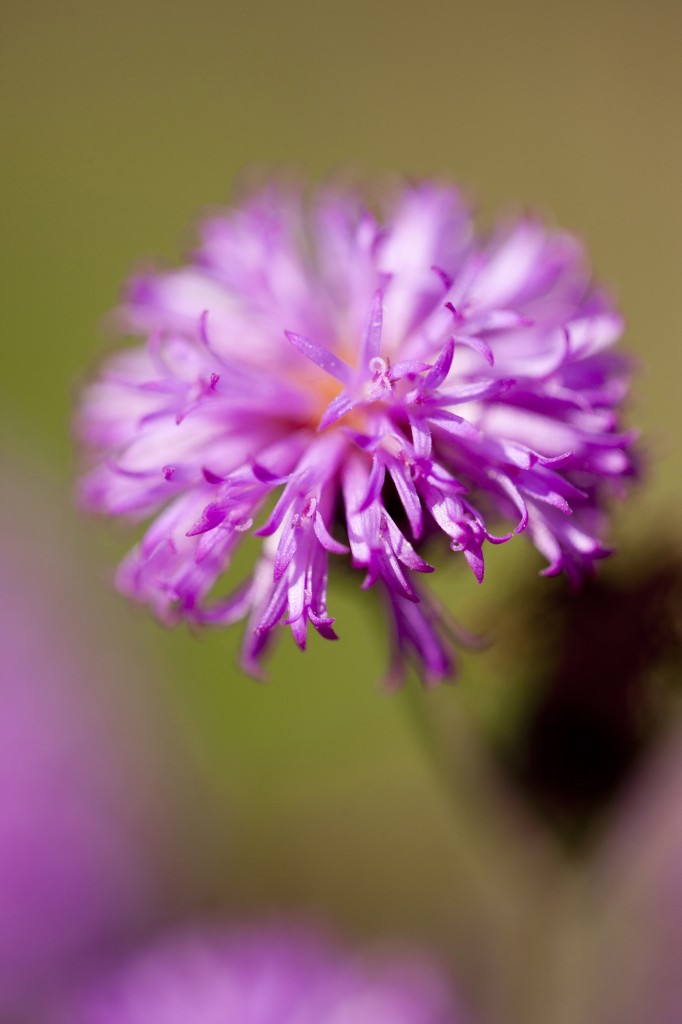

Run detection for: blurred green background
[[2, 1, 681, 1021]]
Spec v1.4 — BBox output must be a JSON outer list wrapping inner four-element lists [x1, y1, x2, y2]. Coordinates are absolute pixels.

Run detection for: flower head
[[48, 921, 458, 1024], [78, 181, 634, 685]]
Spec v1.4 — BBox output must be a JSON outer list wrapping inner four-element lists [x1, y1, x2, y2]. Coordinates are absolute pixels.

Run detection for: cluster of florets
[[79, 181, 634, 685]]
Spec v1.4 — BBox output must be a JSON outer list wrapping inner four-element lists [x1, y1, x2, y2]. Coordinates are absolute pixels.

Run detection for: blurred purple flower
[[0, 495, 155, 1018], [48, 921, 459, 1024], [78, 182, 634, 684]]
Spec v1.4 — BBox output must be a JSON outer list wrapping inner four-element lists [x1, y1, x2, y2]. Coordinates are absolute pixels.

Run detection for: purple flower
[[0, 495, 153, 1018], [48, 921, 459, 1024], [78, 181, 634, 685]]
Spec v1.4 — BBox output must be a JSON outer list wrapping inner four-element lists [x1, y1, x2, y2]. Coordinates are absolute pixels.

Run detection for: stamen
[[369, 356, 388, 375]]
